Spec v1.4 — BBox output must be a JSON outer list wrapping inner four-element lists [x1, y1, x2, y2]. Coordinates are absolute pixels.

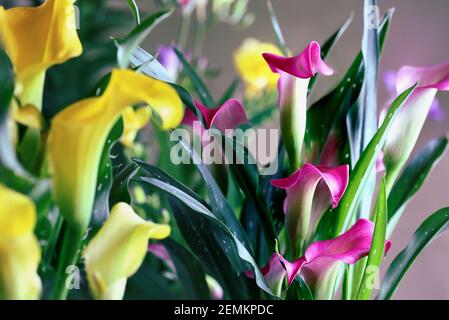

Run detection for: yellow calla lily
[[234, 38, 281, 97], [120, 106, 152, 148], [0, 0, 82, 110], [49, 69, 183, 231], [83, 202, 171, 300], [0, 184, 41, 300]]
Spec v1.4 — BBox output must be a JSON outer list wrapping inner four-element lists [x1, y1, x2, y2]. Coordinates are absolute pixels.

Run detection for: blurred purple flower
[[157, 45, 180, 81]]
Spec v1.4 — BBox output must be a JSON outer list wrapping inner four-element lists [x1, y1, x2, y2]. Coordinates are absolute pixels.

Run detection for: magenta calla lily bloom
[[383, 61, 449, 190], [262, 41, 334, 169], [182, 98, 249, 133], [256, 219, 386, 299], [271, 164, 349, 255]]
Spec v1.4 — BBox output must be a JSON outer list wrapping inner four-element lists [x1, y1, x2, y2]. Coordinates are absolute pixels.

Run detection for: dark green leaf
[[174, 48, 215, 107], [162, 238, 211, 299], [91, 120, 124, 229], [126, 0, 141, 25], [306, 12, 393, 163], [132, 165, 274, 296], [308, 13, 353, 92], [377, 207, 449, 300], [355, 177, 387, 300]]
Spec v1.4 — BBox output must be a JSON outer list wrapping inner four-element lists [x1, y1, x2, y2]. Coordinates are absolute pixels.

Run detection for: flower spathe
[[49, 69, 183, 230], [0, 0, 82, 110], [383, 61, 449, 190], [0, 184, 41, 300], [234, 38, 281, 97], [258, 219, 381, 299], [83, 202, 171, 300], [271, 164, 349, 252], [263, 41, 334, 169], [188, 98, 249, 131], [120, 107, 151, 148]]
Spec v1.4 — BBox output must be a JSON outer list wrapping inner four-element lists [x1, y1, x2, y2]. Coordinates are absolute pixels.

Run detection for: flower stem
[[177, 13, 191, 51], [51, 224, 84, 300]]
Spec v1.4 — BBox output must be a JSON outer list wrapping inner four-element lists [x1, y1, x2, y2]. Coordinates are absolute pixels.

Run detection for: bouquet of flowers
[[0, 0, 448, 300]]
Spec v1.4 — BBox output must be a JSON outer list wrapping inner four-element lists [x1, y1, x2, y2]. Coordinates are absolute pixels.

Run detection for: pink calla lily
[[383, 61, 449, 190], [262, 42, 334, 169], [271, 164, 349, 254], [182, 98, 249, 132], [255, 219, 389, 299]]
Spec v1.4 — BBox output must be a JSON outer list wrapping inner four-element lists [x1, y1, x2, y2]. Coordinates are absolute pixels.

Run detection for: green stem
[[43, 214, 63, 266], [193, 19, 207, 59], [51, 224, 84, 300], [177, 13, 191, 51]]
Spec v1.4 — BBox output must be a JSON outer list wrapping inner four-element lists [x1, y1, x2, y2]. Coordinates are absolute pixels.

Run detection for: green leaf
[[216, 132, 277, 256], [125, 255, 178, 299], [174, 48, 215, 107], [387, 136, 448, 234], [172, 138, 254, 253], [162, 239, 211, 299], [167, 197, 251, 299], [308, 13, 353, 93], [125, 0, 141, 25], [266, 0, 288, 56], [377, 207, 449, 300], [306, 11, 392, 163], [133, 164, 274, 296], [333, 84, 416, 237], [117, 10, 172, 69], [286, 277, 314, 300], [355, 178, 387, 300]]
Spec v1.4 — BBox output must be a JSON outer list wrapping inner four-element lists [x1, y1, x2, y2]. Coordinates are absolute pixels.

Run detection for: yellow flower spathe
[[0, 0, 82, 109], [48, 69, 183, 231], [83, 202, 171, 300], [234, 38, 281, 97], [0, 184, 41, 300], [120, 107, 152, 148]]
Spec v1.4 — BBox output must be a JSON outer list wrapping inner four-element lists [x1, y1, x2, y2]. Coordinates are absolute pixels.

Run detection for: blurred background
[[140, 0, 449, 300], [3, 0, 448, 299]]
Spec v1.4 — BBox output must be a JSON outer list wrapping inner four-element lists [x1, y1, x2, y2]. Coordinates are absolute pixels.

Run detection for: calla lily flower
[[234, 38, 281, 97], [120, 107, 151, 148], [49, 69, 183, 231], [271, 164, 349, 254], [183, 98, 249, 133], [0, 0, 82, 110], [83, 202, 171, 300], [383, 61, 449, 190], [149, 244, 224, 299], [0, 184, 41, 300], [383, 70, 444, 122], [257, 219, 382, 299], [263, 41, 334, 169]]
